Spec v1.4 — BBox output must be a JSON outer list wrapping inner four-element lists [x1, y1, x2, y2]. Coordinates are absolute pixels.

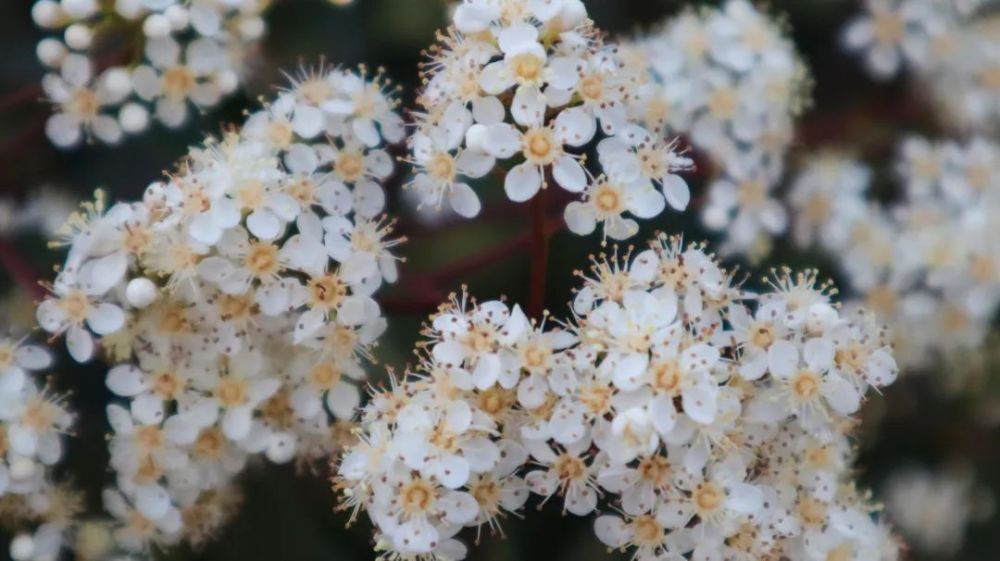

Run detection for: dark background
[[0, 1, 997, 560]]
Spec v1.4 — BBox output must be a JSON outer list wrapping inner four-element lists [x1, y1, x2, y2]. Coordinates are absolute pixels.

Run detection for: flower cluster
[[32, 0, 270, 147], [883, 466, 989, 557], [336, 234, 901, 561], [787, 137, 1000, 369], [0, 336, 79, 561], [625, 1, 810, 257], [843, 0, 999, 133], [408, 0, 694, 240], [34, 66, 404, 552]]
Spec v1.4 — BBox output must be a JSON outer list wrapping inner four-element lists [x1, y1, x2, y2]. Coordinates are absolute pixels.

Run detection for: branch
[[0, 238, 46, 300]]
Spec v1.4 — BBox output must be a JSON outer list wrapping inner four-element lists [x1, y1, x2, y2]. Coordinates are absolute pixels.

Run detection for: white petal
[[662, 174, 690, 210], [504, 163, 542, 202], [326, 382, 360, 419], [106, 364, 146, 396], [86, 303, 125, 335], [66, 325, 94, 363], [131, 393, 165, 425], [564, 201, 596, 235], [552, 155, 586, 193], [449, 183, 481, 218], [767, 340, 799, 379], [247, 210, 282, 241], [554, 106, 596, 147]]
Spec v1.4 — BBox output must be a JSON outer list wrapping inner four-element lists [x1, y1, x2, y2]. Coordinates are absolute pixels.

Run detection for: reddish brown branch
[[0, 84, 42, 113], [0, 238, 46, 300]]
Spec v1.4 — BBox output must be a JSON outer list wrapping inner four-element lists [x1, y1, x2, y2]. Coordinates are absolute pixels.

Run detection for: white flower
[[484, 118, 589, 202], [36, 285, 125, 363]]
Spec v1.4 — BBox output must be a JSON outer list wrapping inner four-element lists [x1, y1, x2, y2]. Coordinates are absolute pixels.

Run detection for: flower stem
[[0, 238, 46, 300]]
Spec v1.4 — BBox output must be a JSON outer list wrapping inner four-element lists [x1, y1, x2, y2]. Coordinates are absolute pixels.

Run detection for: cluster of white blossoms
[[624, 1, 809, 257], [33, 66, 404, 553], [31, 0, 270, 147], [843, 0, 999, 133], [408, 0, 693, 240], [0, 189, 76, 239], [883, 466, 990, 557], [0, 336, 80, 561], [336, 233, 901, 561], [787, 137, 1000, 369]]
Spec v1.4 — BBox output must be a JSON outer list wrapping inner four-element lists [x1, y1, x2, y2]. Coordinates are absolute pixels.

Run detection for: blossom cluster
[[31, 0, 270, 147], [624, 1, 810, 257], [883, 465, 989, 557], [33, 66, 404, 553], [787, 137, 1000, 369], [408, 0, 694, 240], [843, 0, 999, 133], [0, 336, 80, 561], [336, 234, 901, 561]]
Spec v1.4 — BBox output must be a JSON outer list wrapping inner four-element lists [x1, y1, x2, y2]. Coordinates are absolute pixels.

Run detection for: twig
[[0, 238, 46, 300]]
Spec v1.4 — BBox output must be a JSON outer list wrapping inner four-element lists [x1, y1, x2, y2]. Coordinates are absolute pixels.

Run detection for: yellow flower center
[[0, 343, 13, 371], [873, 13, 904, 45], [60, 290, 91, 324], [579, 74, 604, 102], [693, 482, 724, 515], [791, 370, 820, 401], [399, 478, 437, 515], [511, 53, 544, 83], [335, 150, 366, 183], [151, 371, 184, 400], [214, 377, 249, 407], [307, 273, 347, 311], [162, 66, 196, 100], [267, 120, 294, 148], [427, 152, 457, 183], [298, 77, 332, 105], [237, 180, 265, 210], [631, 514, 665, 546], [244, 242, 280, 279], [67, 89, 99, 120], [218, 294, 254, 321], [554, 454, 587, 482], [470, 477, 501, 513], [309, 362, 342, 390], [593, 183, 624, 215], [194, 428, 226, 458], [707, 87, 738, 120], [521, 127, 559, 165]]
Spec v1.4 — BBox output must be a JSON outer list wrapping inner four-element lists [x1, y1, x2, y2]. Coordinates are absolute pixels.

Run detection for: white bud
[[61, 0, 98, 19], [238, 16, 265, 40], [10, 534, 34, 561], [9, 457, 35, 480], [126, 278, 158, 308], [119, 102, 149, 133], [142, 14, 172, 38], [113, 0, 142, 19], [216, 69, 239, 94], [36, 38, 67, 68], [64, 23, 93, 50], [164, 5, 189, 30], [31, 0, 64, 28], [75, 522, 114, 561], [465, 124, 489, 153], [102, 67, 132, 98]]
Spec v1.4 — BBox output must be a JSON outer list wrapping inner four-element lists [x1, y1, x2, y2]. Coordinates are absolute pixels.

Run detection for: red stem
[[0, 238, 46, 300], [527, 188, 549, 320], [0, 84, 42, 112]]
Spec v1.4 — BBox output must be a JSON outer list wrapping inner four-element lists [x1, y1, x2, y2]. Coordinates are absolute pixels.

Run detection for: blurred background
[[1, 0, 998, 560]]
